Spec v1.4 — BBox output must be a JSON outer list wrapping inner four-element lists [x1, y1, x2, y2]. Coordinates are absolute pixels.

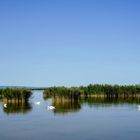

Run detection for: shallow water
[[0, 90, 140, 140]]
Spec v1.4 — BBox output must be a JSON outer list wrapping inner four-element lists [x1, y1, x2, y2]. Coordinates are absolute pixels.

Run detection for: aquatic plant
[[0, 88, 32, 102], [43, 84, 140, 99]]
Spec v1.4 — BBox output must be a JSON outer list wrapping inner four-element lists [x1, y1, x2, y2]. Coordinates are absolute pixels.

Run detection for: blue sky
[[0, 0, 140, 87]]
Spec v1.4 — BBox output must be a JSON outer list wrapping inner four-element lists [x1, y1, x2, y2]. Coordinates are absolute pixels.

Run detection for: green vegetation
[[43, 84, 140, 114], [43, 84, 140, 99], [44, 95, 140, 115], [0, 88, 32, 102]]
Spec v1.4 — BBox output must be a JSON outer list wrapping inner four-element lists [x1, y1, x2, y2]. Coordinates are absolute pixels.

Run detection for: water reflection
[[1, 91, 140, 115], [3, 102, 32, 114], [81, 96, 140, 106], [44, 95, 140, 114], [52, 96, 81, 114], [0, 91, 140, 140]]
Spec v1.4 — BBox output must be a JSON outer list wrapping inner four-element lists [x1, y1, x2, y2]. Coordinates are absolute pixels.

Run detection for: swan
[[137, 106, 140, 111], [35, 102, 41, 105], [47, 106, 55, 110], [4, 104, 7, 108]]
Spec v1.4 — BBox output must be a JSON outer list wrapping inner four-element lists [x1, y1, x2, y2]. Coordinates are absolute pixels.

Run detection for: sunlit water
[[0, 90, 140, 140]]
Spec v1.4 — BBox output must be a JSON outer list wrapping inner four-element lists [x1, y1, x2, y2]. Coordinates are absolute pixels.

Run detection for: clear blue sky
[[0, 0, 140, 87]]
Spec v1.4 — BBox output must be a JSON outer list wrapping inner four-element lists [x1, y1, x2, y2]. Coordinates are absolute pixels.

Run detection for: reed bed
[[0, 88, 32, 102], [43, 84, 140, 99]]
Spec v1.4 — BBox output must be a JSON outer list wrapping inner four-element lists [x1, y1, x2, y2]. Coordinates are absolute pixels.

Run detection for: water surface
[[0, 90, 140, 140]]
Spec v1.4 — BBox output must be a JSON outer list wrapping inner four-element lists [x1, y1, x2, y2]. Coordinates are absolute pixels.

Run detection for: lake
[[0, 90, 140, 140]]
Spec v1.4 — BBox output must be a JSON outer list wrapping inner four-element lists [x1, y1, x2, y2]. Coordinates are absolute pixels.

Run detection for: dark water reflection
[[3, 102, 32, 114], [1, 93, 140, 115], [80, 96, 140, 105], [44, 95, 140, 115], [0, 90, 140, 140], [52, 97, 81, 114]]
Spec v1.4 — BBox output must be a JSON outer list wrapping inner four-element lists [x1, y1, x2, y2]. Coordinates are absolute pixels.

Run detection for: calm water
[[0, 90, 140, 140]]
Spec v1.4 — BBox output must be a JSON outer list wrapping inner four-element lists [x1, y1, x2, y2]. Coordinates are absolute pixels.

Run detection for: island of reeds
[[0, 88, 32, 103], [43, 84, 140, 99], [43, 84, 140, 114]]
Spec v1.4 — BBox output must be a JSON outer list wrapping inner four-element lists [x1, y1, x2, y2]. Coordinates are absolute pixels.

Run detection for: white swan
[[138, 105, 140, 108], [137, 105, 140, 111], [4, 104, 7, 108], [35, 102, 41, 105], [47, 106, 55, 110]]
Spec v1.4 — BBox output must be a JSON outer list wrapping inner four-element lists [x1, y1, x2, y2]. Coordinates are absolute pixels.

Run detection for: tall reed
[[43, 84, 140, 99], [0, 88, 32, 102]]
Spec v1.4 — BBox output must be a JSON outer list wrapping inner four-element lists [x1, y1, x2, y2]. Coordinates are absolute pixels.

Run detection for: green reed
[[43, 84, 140, 99], [0, 88, 32, 102]]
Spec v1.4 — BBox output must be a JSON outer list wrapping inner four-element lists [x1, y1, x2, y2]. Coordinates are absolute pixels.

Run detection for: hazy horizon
[[0, 0, 140, 87]]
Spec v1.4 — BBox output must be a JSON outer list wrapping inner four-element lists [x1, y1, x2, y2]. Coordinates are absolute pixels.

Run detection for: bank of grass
[[0, 88, 32, 102], [43, 84, 140, 99]]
